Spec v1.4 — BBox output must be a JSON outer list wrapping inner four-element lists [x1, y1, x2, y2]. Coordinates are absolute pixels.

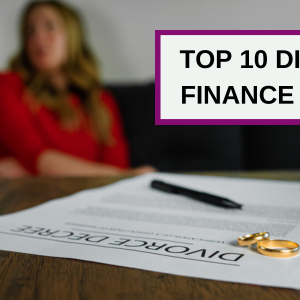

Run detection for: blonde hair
[[10, 0, 112, 145]]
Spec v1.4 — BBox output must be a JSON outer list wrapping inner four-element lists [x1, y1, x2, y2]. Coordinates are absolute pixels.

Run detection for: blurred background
[[1, 0, 300, 173], [2, 0, 300, 84]]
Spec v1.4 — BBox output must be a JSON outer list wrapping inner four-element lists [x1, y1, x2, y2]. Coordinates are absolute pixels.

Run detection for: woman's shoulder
[[0, 71, 24, 91]]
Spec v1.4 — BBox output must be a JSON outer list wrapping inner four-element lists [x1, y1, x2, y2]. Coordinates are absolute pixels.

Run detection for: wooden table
[[0, 170, 300, 300]]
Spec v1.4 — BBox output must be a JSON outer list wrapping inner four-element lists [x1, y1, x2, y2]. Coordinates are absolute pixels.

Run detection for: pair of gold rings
[[237, 232, 299, 258]]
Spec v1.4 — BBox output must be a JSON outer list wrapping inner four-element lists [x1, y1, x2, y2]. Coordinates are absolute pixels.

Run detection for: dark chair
[[107, 82, 300, 171], [245, 126, 300, 170]]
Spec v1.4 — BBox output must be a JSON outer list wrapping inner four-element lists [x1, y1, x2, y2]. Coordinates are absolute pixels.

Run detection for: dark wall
[[107, 82, 300, 171]]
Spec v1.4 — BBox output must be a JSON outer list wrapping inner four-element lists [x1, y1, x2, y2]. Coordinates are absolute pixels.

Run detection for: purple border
[[155, 30, 300, 125]]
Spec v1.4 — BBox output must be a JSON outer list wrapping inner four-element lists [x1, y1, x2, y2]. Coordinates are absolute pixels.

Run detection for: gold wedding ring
[[237, 232, 270, 246], [257, 240, 300, 258]]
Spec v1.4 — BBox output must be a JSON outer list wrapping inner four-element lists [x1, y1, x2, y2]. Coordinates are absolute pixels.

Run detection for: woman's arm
[[0, 157, 31, 178], [0, 75, 156, 177], [37, 150, 125, 176], [37, 150, 155, 176]]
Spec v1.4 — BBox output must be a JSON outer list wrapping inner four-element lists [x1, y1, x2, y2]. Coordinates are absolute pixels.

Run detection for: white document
[[0, 173, 300, 289]]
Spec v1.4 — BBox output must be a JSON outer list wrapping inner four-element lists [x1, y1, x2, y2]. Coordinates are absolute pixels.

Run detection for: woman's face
[[25, 5, 68, 73]]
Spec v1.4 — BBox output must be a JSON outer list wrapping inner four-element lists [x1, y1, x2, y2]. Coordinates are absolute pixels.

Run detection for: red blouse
[[0, 72, 129, 174]]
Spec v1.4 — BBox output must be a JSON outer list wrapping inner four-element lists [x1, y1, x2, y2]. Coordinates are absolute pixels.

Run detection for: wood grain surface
[[0, 171, 300, 300]]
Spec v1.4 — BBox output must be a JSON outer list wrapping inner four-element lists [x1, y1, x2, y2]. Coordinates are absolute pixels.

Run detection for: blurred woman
[[0, 1, 154, 178]]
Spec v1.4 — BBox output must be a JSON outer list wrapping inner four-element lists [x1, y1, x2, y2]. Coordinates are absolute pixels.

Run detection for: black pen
[[151, 180, 243, 209]]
